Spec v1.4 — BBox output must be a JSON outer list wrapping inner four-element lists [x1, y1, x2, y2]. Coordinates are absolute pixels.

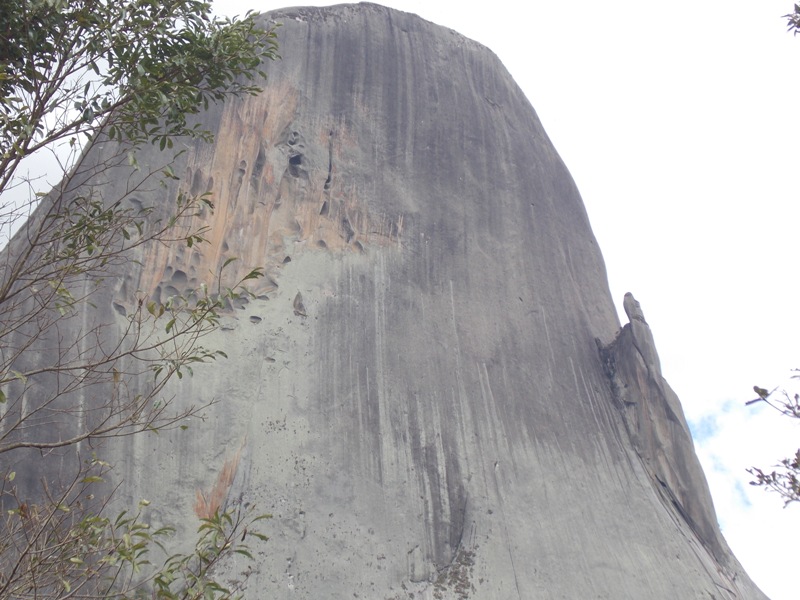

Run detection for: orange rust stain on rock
[[126, 82, 402, 305]]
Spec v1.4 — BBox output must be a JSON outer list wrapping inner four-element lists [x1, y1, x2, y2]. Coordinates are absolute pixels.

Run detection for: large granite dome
[[0, 4, 768, 598]]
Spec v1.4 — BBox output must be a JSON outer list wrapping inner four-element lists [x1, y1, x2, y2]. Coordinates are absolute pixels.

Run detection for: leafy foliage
[[747, 380, 800, 505], [0, 0, 277, 169], [0, 0, 278, 456], [1, 460, 271, 599], [0, 0, 279, 596], [785, 3, 800, 34]]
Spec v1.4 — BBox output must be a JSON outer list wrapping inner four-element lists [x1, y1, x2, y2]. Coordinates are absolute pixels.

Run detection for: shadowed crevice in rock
[[598, 292, 729, 566]]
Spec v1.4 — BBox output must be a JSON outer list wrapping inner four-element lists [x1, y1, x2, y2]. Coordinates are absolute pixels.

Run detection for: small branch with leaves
[[747, 375, 800, 506]]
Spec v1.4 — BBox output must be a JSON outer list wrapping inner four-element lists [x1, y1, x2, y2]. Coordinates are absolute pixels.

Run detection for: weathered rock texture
[[2, 4, 768, 599]]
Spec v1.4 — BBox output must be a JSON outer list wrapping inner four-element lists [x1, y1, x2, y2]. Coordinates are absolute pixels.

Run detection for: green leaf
[[243, 268, 263, 281], [252, 514, 273, 522], [10, 370, 27, 384]]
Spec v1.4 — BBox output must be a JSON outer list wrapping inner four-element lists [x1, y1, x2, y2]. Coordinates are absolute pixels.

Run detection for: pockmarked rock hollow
[[1, 3, 770, 599]]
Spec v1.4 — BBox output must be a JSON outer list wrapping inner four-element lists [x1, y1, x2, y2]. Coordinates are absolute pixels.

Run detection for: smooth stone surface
[[1, 4, 769, 598]]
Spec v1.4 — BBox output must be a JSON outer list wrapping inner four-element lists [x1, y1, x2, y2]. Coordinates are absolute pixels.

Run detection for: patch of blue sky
[[733, 480, 753, 509], [689, 414, 719, 443]]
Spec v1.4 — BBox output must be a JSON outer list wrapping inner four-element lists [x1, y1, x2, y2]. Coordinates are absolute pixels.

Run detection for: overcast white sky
[[221, 2, 800, 598]]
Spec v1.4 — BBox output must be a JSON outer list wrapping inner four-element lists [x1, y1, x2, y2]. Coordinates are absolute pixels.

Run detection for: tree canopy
[[0, 1, 279, 597]]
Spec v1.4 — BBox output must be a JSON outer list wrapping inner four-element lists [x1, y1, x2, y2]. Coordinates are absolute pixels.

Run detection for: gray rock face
[[599, 293, 730, 568], [1, 4, 768, 599]]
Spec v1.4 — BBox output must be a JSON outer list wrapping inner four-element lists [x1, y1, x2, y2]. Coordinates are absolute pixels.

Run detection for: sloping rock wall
[[0, 4, 768, 599]]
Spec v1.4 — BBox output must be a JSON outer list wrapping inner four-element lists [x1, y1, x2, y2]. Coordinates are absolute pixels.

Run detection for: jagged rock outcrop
[[599, 293, 730, 567], [1, 4, 768, 599]]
